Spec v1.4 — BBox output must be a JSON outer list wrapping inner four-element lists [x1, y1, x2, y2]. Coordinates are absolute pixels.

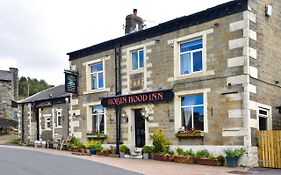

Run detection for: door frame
[[128, 106, 148, 148]]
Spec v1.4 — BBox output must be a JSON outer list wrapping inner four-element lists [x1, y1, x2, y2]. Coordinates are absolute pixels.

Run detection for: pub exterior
[[66, 0, 281, 167]]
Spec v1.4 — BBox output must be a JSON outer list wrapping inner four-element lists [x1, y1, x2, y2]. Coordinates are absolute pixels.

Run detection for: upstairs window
[[46, 116, 51, 129], [132, 49, 144, 70], [91, 62, 104, 90], [92, 105, 104, 133], [180, 38, 203, 75], [181, 94, 204, 131]]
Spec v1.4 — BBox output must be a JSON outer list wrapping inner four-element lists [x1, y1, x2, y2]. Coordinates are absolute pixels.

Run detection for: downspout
[[115, 44, 122, 154], [21, 104, 24, 143]]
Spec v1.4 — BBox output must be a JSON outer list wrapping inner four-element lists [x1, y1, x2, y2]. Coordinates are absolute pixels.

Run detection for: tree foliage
[[18, 76, 54, 99]]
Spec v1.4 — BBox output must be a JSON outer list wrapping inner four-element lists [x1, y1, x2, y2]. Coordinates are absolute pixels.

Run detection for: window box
[[173, 156, 194, 164], [86, 133, 106, 139], [175, 132, 204, 138], [152, 154, 174, 162], [194, 158, 223, 166]]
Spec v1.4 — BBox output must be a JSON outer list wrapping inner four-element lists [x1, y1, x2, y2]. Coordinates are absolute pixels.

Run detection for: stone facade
[[18, 85, 70, 143], [0, 68, 18, 119], [66, 0, 281, 167]]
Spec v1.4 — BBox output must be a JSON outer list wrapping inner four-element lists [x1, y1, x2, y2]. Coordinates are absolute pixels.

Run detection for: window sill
[[84, 88, 110, 95], [55, 126, 63, 129], [168, 70, 214, 82], [86, 134, 106, 139], [44, 128, 52, 131]]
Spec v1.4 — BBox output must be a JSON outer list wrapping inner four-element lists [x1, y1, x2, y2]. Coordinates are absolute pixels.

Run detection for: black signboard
[[101, 89, 174, 107], [64, 70, 78, 94]]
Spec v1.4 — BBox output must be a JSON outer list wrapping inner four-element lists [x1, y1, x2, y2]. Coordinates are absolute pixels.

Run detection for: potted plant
[[84, 140, 101, 155], [150, 129, 173, 161], [194, 149, 223, 166], [173, 148, 194, 164], [95, 144, 103, 155], [142, 145, 153, 160], [224, 148, 246, 167], [119, 144, 128, 158]]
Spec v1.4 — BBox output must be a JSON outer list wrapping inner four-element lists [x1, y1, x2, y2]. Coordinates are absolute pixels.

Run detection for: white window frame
[[179, 38, 203, 75], [132, 49, 144, 70], [257, 106, 271, 131], [180, 94, 204, 130], [83, 58, 110, 94], [91, 105, 105, 133], [56, 109, 62, 128], [174, 88, 210, 133], [83, 101, 107, 134], [173, 29, 214, 81], [90, 62, 104, 90], [43, 114, 52, 130]]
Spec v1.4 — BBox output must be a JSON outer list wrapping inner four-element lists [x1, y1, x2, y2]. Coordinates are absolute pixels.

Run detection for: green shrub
[[195, 149, 211, 158], [184, 149, 194, 158], [175, 147, 184, 156], [84, 140, 101, 149], [119, 144, 128, 153], [68, 135, 84, 150], [150, 128, 168, 154], [217, 155, 225, 165], [142, 145, 153, 154], [224, 148, 246, 158]]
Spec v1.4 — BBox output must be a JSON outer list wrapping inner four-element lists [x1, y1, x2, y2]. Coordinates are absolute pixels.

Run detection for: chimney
[[9, 67, 18, 100], [125, 9, 144, 34]]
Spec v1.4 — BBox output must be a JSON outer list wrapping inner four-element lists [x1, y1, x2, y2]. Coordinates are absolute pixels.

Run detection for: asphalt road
[[0, 147, 142, 175]]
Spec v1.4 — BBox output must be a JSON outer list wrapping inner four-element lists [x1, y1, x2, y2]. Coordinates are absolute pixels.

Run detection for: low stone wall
[[0, 118, 18, 134]]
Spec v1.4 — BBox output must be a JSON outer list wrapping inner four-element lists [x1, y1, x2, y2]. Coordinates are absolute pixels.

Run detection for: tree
[[18, 76, 54, 99]]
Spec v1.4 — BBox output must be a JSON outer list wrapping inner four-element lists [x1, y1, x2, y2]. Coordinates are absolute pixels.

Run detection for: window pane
[[98, 72, 104, 88], [180, 53, 191, 75], [193, 106, 204, 130], [99, 114, 104, 132], [259, 117, 267, 130], [58, 116, 61, 126], [92, 63, 103, 72], [181, 94, 203, 106], [139, 50, 144, 68], [92, 115, 97, 132], [92, 105, 104, 114], [180, 39, 202, 52], [181, 107, 192, 129], [193, 51, 202, 72], [132, 51, 138, 70], [91, 74, 97, 89]]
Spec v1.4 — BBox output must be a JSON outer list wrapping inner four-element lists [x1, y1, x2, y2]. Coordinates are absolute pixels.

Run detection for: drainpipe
[[21, 104, 25, 143], [115, 44, 122, 154]]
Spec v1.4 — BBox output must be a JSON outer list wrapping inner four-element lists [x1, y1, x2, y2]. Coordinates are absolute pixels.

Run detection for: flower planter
[[194, 158, 222, 166], [120, 152, 125, 158], [173, 156, 194, 164], [100, 150, 110, 156], [152, 154, 173, 162], [143, 153, 151, 160], [90, 148, 96, 155], [175, 133, 204, 138], [225, 157, 239, 167]]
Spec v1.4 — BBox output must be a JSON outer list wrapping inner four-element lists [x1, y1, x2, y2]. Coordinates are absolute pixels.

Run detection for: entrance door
[[134, 109, 145, 147], [258, 107, 269, 130]]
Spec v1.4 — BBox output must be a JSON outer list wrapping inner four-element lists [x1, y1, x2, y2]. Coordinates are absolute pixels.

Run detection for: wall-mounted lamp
[[65, 97, 69, 103], [276, 106, 281, 114], [141, 109, 149, 121], [121, 110, 128, 123]]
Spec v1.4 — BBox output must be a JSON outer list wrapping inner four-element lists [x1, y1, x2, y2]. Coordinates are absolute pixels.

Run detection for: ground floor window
[[45, 116, 51, 129], [181, 94, 204, 131], [258, 107, 269, 130], [92, 105, 104, 133]]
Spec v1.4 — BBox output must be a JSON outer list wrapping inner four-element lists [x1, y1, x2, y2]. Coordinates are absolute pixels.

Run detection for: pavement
[[0, 145, 280, 175]]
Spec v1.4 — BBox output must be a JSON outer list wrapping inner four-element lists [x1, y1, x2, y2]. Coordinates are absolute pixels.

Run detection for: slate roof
[[18, 85, 69, 104], [0, 70, 13, 81], [67, 0, 248, 60]]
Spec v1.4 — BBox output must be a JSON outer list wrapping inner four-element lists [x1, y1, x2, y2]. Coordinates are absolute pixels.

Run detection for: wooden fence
[[257, 130, 281, 168]]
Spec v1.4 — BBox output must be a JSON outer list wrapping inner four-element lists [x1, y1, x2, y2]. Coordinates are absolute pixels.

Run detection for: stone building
[[0, 67, 18, 120], [18, 85, 70, 143], [66, 0, 281, 167]]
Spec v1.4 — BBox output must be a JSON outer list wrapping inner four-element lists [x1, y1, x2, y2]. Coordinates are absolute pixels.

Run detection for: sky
[[0, 0, 232, 86]]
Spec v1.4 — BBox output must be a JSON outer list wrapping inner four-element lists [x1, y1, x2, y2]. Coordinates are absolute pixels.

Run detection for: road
[[0, 147, 142, 175]]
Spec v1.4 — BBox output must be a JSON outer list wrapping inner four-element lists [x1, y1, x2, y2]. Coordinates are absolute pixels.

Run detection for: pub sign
[[64, 70, 78, 94], [101, 89, 174, 107]]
